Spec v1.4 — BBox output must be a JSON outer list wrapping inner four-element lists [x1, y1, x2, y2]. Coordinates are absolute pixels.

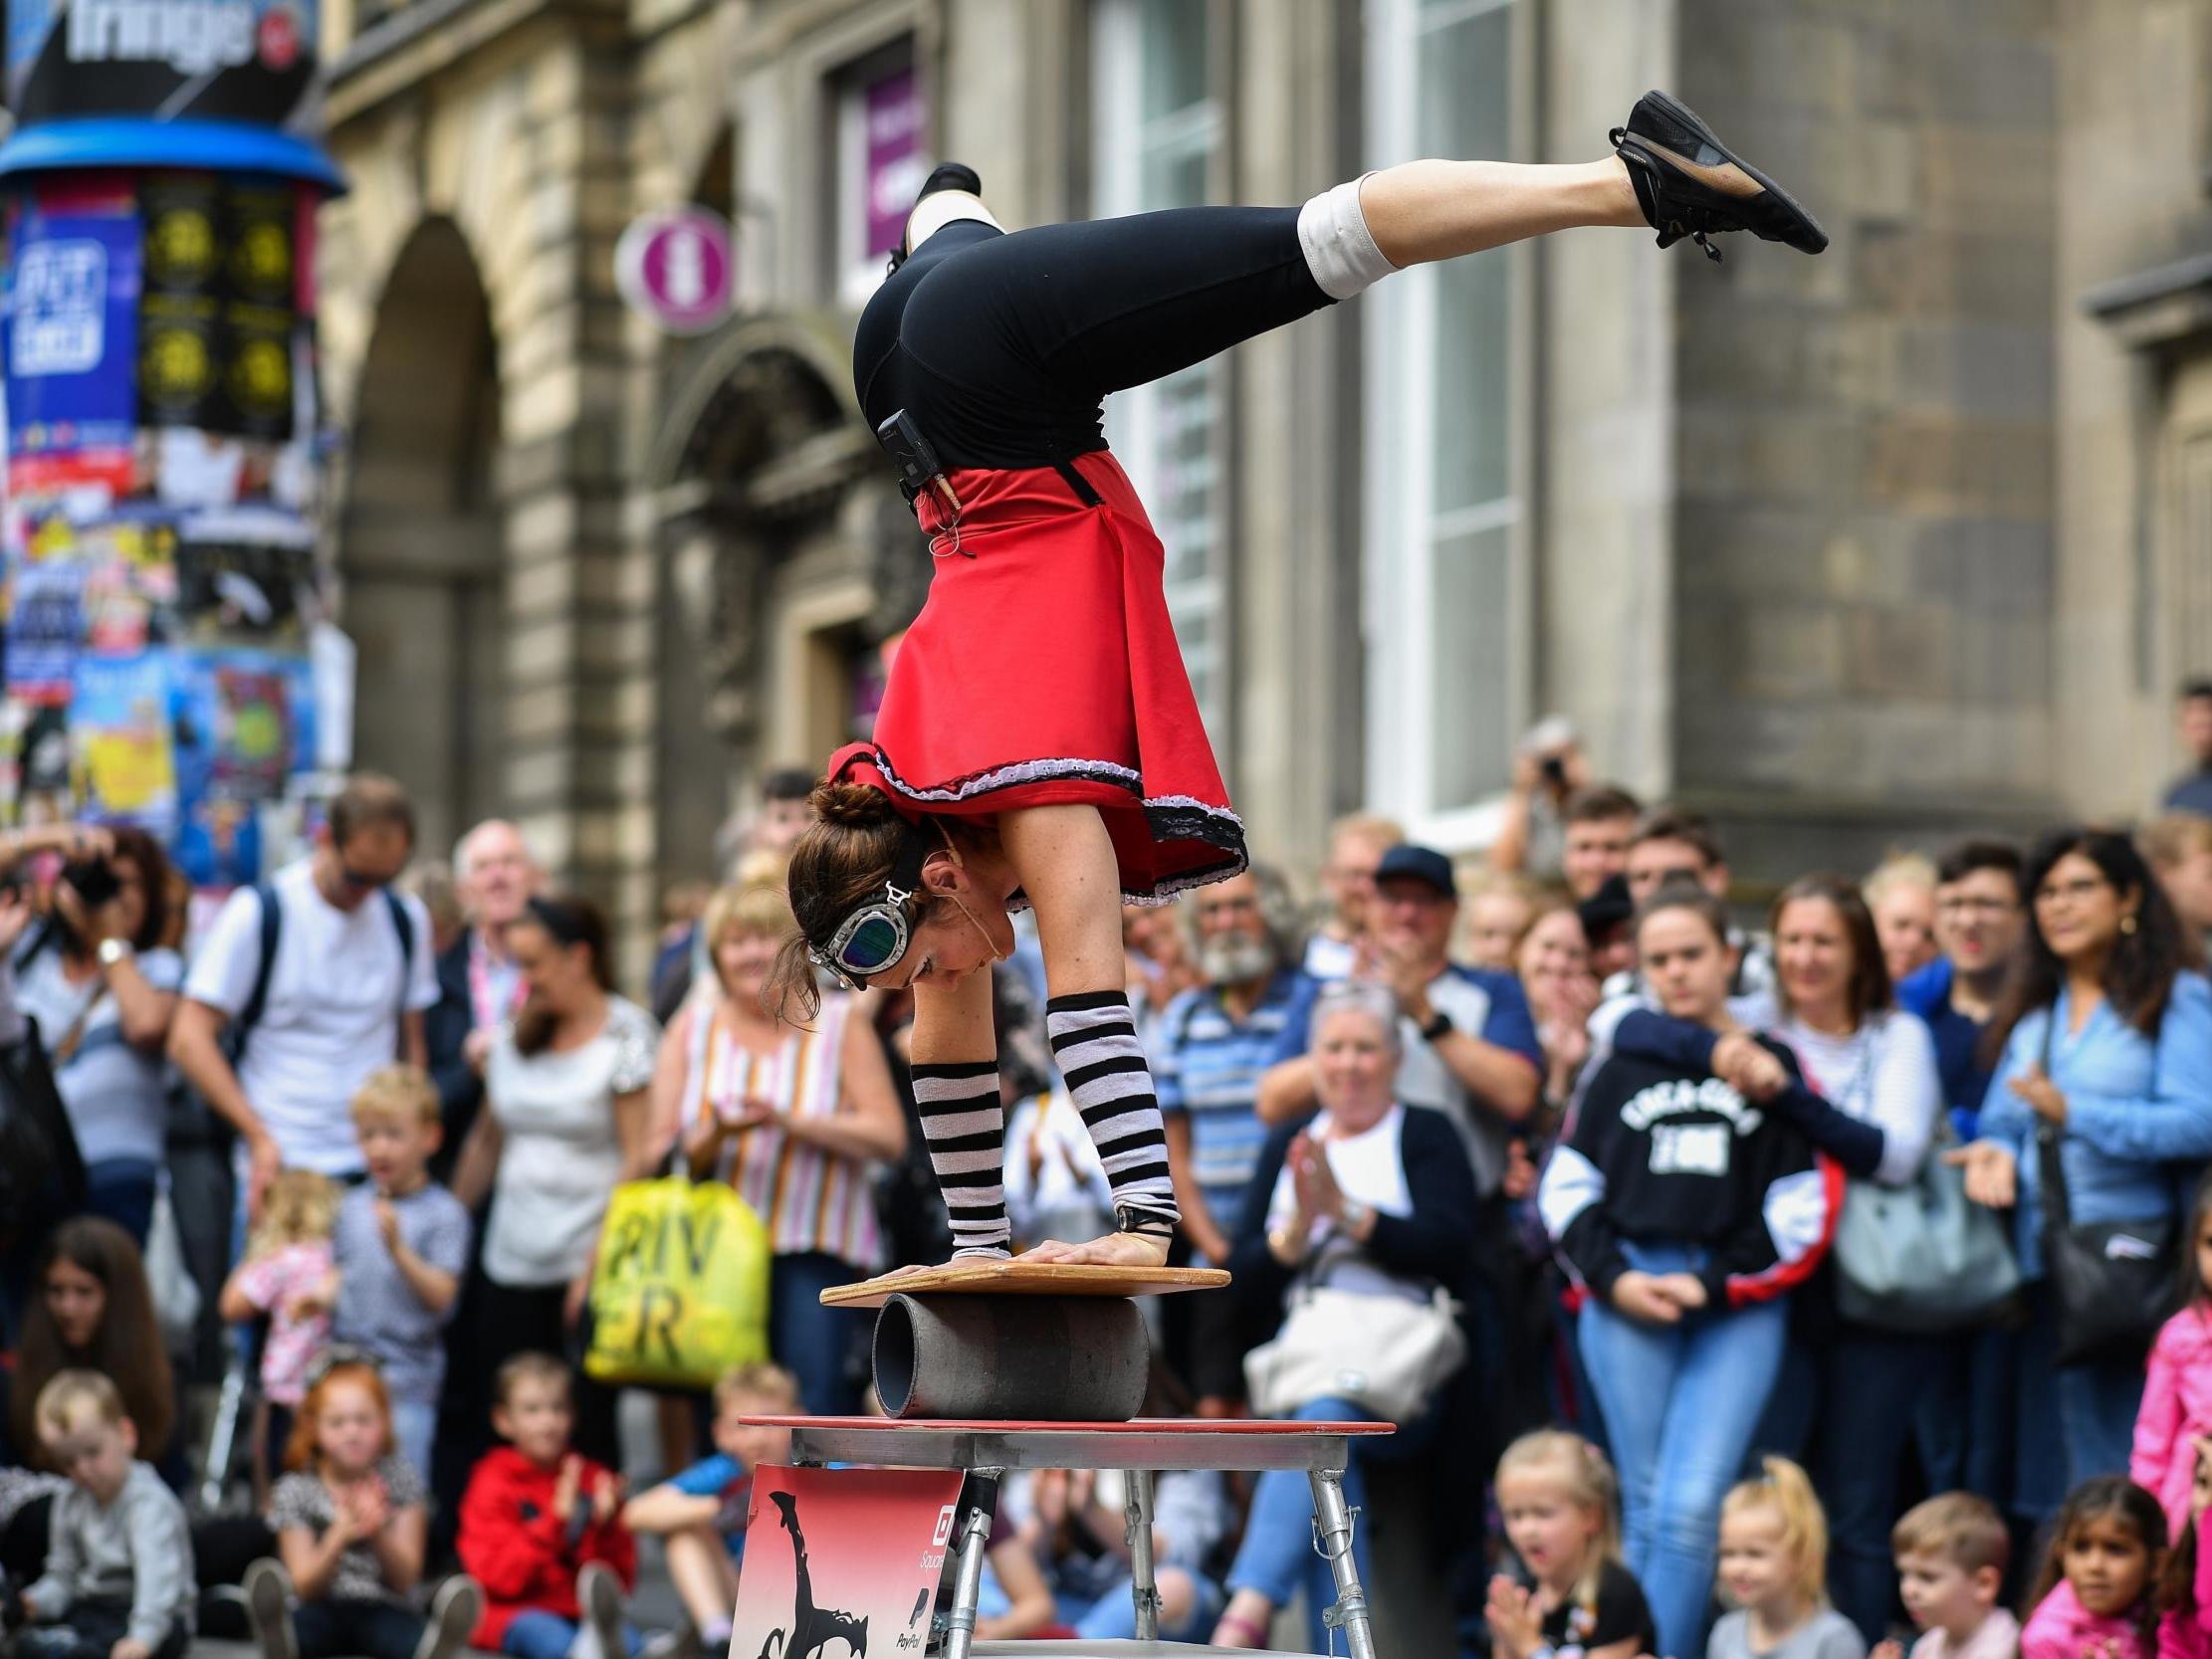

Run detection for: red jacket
[[459, 1447, 636, 1647]]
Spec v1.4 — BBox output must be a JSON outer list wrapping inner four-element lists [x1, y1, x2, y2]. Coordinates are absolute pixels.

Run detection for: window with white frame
[[1092, 0, 1226, 735], [1362, 0, 1522, 844], [833, 44, 925, 310]]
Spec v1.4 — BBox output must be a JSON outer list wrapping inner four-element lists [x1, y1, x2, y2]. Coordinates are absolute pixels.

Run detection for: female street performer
[[769, 92, 1826, 1269]]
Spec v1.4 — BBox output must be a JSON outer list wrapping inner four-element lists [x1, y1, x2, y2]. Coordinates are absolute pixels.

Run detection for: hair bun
[[811, 780, 898, 830]]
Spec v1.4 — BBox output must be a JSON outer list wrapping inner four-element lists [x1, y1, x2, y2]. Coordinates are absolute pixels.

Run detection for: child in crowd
[[332, 1065, 472, 1482], [459, 1352, 638, 1659], [221, 1168, 342, 1479], [1006, 1466, 1228, 1643], [2156, 1442, 2212, 1659], [1871, 1494, 2016, 1659], [14, 1371, 194, 1659], [2134, 1171, 2212, 1538], [622, 1362, 798, 1653], [1709, 1457, 1865, 1659], [2021, 1477, 2165, 1659], [246, 1356, 481, 1659], [1485, 1430, 1656, 1659]]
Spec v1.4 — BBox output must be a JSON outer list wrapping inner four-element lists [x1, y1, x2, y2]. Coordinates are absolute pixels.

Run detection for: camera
[[62, 859, 120, 908], [1539, 754, 1568, 787]]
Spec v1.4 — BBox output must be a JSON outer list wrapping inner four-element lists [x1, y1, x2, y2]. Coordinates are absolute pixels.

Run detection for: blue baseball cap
[[1374, 844, 1456, 899]]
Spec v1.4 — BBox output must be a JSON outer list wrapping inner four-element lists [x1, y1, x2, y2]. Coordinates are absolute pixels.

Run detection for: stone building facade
[[314, 0, 2206, 963]]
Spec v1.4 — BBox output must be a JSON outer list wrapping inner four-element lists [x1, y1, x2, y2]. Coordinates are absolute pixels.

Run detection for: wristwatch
[[1420, 1008, 1453, 1043], [97, 938, 131, 969]]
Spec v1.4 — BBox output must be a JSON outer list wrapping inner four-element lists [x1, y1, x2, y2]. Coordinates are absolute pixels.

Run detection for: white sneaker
[[413, 1575, 482, 1659], [243, 1558, 299, 1659], [575, 1562, 628, 1659]]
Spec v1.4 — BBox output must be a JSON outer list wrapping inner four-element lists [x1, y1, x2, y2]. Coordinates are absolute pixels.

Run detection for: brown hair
[[1633, 879, 1732, 948], [102, 825, 175, 952], [494, 1351, 572, 1410], [11, 1218, 172, 1466], [328, 771, 417, 850], [769, 780, 984, 1022], [287, 1359, 394, 1473], [1771, 873, 1894, 1029], [2028, 1477, 2164, 1641], [1630, 809, 1726, 869], [1892, 1492, 2009, 1577], [1565, 785, 1642, 827], [511, 893, 614, 1055]]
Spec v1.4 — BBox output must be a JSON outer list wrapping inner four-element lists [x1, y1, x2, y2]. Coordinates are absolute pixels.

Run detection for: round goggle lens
[[839, 913, 905, 971]]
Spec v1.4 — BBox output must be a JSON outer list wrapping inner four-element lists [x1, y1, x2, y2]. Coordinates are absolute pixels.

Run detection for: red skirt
[[828, 450, 1245, 903]]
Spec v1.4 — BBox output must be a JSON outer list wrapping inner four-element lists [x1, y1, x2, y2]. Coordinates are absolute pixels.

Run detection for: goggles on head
[[807, 829, 930, 991]]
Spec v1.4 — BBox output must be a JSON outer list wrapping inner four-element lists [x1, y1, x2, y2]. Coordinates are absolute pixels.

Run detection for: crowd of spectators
[[2, 681, 2212, 1659]]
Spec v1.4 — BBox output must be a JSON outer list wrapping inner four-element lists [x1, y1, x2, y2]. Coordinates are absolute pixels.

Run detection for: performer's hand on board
[[1015, 1231, 1171, 1268]]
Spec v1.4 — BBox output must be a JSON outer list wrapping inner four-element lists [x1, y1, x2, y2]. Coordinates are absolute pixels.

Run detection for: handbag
[[1243, 1275, 1466, 1422], [1833, 1131, 2020, 1332], [0, 1012, 86, 1247], [2033, 1013, 2176, 1366], [581, 1174, 773, 1389]]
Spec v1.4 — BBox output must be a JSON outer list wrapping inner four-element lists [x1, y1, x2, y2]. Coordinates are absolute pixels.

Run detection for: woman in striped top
[[649, 875, 908, 1415]]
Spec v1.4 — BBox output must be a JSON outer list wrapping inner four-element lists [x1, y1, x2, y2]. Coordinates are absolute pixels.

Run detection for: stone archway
[[649, 312, 920, 879], [334, 217, 503, 859]]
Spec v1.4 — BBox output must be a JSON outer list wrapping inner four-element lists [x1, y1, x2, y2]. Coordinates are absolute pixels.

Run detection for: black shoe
[[1610, 90, 1828, 261], [915, 162, 983, 203]]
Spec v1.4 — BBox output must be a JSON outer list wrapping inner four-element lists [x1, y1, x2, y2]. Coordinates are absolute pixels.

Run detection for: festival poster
[[137, 174, 223, 433], [80, 514, 181, 653], [70, 651, 177, 830], [5, 553, 86, 704], [5, 193, 141, 455], [18, 702, 72, 811], [730, 1466, 963, 1659], [174, 505, 315, 636]]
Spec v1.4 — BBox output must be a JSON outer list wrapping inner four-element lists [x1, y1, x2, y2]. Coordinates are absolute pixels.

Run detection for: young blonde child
[[15, 1371, 195, 1659], [220, 1168, 342, 1474], [2022, 1477, 2165, 1659], [1870, 1493, 2016, 1659], [245, 1357, 481, 1659], [621, 1362, 798, 1653], [1484, 1430, 1656, 1659], [1709, 1457, 1866, 1659]]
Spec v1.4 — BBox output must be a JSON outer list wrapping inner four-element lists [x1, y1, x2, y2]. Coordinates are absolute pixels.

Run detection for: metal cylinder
[[873, 1293, 1149, 1421]]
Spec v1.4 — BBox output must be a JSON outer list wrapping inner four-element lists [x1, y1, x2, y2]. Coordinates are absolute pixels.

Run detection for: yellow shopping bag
[[582, 1176, 772, 1389]]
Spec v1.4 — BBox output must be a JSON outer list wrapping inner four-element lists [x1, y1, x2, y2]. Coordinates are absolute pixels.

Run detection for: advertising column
[[0, 0, 343, 890]]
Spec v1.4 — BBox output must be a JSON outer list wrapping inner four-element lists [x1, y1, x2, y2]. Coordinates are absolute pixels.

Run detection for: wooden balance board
[[820, 1260, 1229, 1310]]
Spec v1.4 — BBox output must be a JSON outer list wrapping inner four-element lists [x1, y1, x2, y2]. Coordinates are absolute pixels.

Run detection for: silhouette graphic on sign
[[752, 1490, 869, 1659]]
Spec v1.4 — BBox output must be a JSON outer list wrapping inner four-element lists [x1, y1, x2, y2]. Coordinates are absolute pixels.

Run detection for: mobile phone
[[875, 409, 947, 504]]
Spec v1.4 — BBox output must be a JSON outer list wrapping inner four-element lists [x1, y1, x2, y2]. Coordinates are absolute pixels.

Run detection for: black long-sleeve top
[[1539, 1037, 1839, 1309], [1609, 1010, 1886, 1178]]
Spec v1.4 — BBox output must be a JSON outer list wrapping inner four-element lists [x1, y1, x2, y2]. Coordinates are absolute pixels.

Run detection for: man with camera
[[169, 774, 438, 1222]]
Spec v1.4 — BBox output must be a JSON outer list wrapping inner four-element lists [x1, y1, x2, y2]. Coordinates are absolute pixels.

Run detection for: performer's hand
[[1016, 1232, 1170, 1269]]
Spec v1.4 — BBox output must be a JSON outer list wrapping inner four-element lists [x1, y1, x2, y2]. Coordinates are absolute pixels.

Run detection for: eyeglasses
[[2035, 877, 2111, 906], [809, 886, 918, 990], [337, 865, 387, 894]]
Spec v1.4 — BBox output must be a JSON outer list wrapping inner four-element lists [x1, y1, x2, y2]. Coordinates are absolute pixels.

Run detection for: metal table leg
[[943, 1470, 1002, 1659], [1308, 1466, 1378, 1659], [1122, 1469, 1160, 1641]]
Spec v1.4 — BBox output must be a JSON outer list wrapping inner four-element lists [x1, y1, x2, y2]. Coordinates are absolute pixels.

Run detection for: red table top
[[743, 1415, 1396, 1435]]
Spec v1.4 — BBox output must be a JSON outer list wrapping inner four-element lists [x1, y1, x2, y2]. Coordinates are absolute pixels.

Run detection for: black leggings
[[859, 207, 1336, 467]]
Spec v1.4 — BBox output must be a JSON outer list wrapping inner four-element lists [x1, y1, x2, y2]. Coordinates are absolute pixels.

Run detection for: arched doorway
[[649, 315, 916, 881], [335, 218, 503, 858]]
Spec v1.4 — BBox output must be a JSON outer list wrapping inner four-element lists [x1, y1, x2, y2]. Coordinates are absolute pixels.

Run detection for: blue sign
[[5, 198, 138, 452]]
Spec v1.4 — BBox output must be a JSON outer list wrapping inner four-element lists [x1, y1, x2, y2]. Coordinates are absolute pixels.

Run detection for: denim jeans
[[80, 1157, 159, 1247], [1807, 1327, 1933, 1643], [389, 1399, 436, 1490], [1577, 1241, 1789, 1659], [1913, 1321, 2017, 1513], [1224, 1395, 1436, 1653], [501, 1610, 645, 1659], [2011, 1281, 2144, 1523], [293, 1598, 428, 1659], [770, 1252, 868, 1417], [1064, 1571, 1224, 1642]]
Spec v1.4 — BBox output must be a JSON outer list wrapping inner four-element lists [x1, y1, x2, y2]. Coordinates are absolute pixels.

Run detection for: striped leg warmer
[[909, 1060, 1011, 1257], [1045, 990, 1180, 1237]]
